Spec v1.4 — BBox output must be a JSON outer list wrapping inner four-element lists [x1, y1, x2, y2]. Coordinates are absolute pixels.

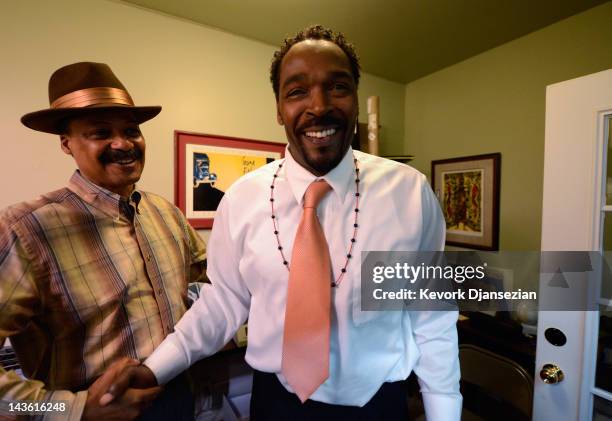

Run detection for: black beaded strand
[[270, 157, 360, 288], [270, 164, 290, 267]]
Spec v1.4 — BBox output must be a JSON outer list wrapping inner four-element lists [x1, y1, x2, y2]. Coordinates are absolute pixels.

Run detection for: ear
[[60, 135, 72, 156]]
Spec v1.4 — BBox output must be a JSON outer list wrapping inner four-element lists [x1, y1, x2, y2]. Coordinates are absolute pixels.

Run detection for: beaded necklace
[[270, 156, 360, 287]]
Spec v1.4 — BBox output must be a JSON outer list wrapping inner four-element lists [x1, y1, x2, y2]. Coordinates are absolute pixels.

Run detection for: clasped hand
[[82, 357, 160, 421]]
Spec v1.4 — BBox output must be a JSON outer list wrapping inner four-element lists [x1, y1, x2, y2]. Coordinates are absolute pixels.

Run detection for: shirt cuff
[[422, 392, 463, 421], [144, 339, 190, 385]]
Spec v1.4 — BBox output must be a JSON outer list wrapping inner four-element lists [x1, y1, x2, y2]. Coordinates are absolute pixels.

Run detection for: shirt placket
[[132, 209, 175, 336]]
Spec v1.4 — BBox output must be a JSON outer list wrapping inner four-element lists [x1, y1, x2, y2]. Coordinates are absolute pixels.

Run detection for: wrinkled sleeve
[[409, 177, 462, 421], [145, 195, 250, 384], [0, 217, 87, 421]]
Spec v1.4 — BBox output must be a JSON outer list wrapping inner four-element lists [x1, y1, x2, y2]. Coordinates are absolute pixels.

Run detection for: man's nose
[[307, 87, 331, 116], [109, 133, 134, 150]]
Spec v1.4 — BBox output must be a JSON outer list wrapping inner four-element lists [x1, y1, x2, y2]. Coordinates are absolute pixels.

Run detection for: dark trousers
[[250, 370, 409, 421], [138, 374, 194, 421]]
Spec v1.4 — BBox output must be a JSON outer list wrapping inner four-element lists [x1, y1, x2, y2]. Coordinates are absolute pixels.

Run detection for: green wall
[[404, 1, 612, 250]]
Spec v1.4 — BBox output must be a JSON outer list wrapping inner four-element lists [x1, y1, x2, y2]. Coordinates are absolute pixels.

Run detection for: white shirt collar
[[284, 145, 355, 205]]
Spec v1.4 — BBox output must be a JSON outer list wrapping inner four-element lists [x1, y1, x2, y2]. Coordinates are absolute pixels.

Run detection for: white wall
[[0, 0, 405, 239]]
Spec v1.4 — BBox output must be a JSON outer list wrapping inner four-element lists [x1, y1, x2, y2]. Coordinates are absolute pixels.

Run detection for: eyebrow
[[329, 70, 353, 81], [281, 74, 307, 90], [281, 70, 354, 90]]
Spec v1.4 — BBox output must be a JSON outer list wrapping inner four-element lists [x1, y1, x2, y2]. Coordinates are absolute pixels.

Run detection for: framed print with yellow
[[175, 131, 285, 228]]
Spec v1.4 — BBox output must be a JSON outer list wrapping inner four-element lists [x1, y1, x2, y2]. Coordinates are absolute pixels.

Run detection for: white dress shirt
[[145, 147, 462, 419]]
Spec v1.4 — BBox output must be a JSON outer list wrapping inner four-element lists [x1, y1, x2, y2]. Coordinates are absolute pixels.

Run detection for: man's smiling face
[[60, 109, 145, 197], [276, 39, 358, 176]]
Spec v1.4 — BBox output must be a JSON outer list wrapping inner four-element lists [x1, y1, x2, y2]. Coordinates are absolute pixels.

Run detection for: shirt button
[[157, 288, 163, 294], [146, 255, 151, 261]]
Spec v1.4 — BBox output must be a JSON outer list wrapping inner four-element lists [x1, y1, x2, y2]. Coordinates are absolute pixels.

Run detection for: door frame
[[536, 68, 612, 420]]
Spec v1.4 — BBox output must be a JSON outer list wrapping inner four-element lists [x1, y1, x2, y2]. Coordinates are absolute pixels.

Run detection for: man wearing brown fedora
[[0, 62, 207, 420]]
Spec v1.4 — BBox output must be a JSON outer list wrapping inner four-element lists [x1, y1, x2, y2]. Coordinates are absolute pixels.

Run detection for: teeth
[[305, 128, 336, 138]]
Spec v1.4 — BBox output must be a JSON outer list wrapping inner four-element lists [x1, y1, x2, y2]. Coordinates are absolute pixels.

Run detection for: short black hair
[[270, 25, 361, 99]]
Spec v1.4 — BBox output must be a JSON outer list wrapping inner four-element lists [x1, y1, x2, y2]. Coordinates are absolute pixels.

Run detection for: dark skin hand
[[98, 362, 159, 410], [82, 357, 161, 421]]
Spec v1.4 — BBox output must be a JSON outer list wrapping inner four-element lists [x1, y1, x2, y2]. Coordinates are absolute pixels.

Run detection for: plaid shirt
[[0, 171, 206, 420]]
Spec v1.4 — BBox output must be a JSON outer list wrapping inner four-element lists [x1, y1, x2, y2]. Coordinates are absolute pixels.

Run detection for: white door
[[536, 68, 612, 420]]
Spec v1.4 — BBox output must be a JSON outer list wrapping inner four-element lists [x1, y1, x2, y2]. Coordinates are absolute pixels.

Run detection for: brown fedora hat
[[21, 62, 161, 134]]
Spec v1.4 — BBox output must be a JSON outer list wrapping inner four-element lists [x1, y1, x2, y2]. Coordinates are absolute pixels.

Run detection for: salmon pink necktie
[[282, 179, 332, 403]]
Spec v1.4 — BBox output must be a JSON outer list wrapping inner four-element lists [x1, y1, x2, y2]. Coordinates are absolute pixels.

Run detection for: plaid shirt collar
[[67, 170, 141, 220]]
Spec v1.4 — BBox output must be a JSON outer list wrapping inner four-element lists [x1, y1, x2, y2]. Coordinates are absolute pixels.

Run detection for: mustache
[[297, 115, 344, 132], [99, 148, 143, 164]]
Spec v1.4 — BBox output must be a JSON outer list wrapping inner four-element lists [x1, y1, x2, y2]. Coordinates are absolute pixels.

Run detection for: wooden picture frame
[[431, 153, 501, 250], [175, 131, 285, 228]]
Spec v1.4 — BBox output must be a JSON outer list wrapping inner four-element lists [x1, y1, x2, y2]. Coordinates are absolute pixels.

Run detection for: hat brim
[[21, 104, 162, 135]]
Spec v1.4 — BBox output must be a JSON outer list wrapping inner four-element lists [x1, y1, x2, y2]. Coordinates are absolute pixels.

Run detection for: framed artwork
[[175, 131, 285, 228], [431, 153, 501, 250]]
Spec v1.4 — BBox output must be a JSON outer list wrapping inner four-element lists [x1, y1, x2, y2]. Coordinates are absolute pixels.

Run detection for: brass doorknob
[[540, 364, 564, 384]]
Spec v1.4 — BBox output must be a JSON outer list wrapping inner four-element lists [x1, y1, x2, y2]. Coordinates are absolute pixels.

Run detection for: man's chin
[[304, 154, 344, 175], [106, 172, 142, 189]]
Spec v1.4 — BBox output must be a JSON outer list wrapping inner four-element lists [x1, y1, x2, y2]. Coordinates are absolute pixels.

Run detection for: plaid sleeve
[[0, 371, 87, 421], [0, 217, 41, 340], [0, 217, 87, 421]]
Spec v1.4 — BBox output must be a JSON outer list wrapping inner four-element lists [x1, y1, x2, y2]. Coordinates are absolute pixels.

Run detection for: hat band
[[51, 87, 134, 109]]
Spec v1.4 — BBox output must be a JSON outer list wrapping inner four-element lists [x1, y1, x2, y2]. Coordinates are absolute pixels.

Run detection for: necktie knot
[[303, 180, 331, 209]]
